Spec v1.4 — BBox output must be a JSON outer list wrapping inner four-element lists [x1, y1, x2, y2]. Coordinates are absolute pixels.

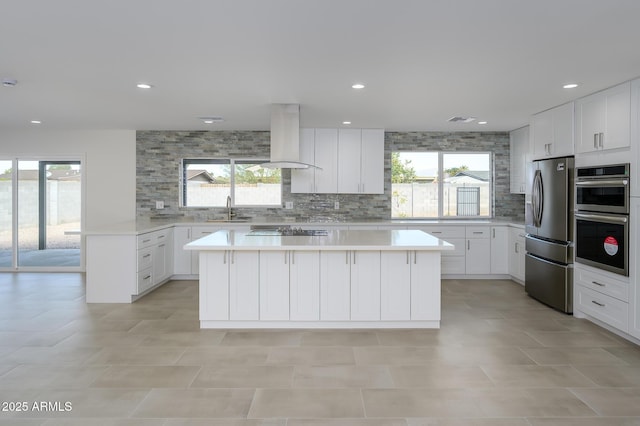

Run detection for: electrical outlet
[[155, 200, 164, 209], [334, 201, 339, 210], [285, 201, 293, 209]]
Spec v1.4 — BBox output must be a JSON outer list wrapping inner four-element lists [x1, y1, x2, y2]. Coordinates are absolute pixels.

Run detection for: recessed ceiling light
[[2, 78, 17, 87], [563, 83, 579, 89], [351, 83, 365, 89], [478, 121, 488, 125], [198, 116, 224, 124], [136, 83, 153, 89], [342, 121, 352, 125], [30, 120, 41, 124]]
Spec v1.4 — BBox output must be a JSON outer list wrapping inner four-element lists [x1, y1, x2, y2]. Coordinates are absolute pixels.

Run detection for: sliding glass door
[[0, 158, 82, 270], [0, 160, 12, 268]]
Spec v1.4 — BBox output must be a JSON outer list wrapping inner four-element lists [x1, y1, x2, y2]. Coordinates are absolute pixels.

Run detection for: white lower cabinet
[[508, 227, 526, 283], [290, 251, 321, 321], [416, 226, 465, 275], [229, 251, 260, 320], [136, 227, 173, 295], [320, 251, 351, 320], [575, 265, 629, 333], [490, 226, 509, 274], [380, 250, 441, 321], [465, 227, 491, 275], [199, 251, 230, 320], [350, 251, 381, 320], [173, 226, 193, 275], [259, 250, 321, 321]]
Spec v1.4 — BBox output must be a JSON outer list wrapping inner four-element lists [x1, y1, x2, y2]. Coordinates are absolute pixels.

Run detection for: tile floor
[[0, 273, 640, 425]]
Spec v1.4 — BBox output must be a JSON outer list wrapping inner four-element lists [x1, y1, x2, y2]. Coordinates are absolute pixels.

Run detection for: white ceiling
[[2, 0, 640, 132]]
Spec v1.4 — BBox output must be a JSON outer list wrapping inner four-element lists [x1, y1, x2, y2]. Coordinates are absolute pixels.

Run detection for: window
[[181, 159, 281, 207], [392, 152, 492, 218]]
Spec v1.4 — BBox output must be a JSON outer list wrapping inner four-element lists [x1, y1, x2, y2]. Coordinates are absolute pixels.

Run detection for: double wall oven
[[575, 163, 630, 276]]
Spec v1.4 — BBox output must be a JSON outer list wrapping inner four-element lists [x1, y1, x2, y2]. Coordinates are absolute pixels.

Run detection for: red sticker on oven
[[603, 236, 619, 256]]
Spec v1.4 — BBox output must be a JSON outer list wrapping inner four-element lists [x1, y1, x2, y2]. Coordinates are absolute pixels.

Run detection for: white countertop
[[84, 217, 524, 236], [185, 229, 456, 252]]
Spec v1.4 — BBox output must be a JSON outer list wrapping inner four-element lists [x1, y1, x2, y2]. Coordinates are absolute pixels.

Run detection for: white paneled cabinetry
[[291, 128, 384, 194], [136, 228, 173, 295], [575, 81, 631, 154], [465, 226, 491, 275], [508, 227, 526, 283], [490, 226, 509, 274], [531, 102, 574, 159], [509, 126, 529, 194]]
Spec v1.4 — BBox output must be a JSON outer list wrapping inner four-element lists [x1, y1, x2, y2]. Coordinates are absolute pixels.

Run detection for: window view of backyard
[[0, 160, 81, 269], [392, 152, 492, 218], [182, 159, 281, 207]]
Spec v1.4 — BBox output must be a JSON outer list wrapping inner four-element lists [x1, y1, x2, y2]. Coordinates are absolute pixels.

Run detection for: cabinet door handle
[[467, 240, 470, 250], [431, 231, 442, 234], [142, 239, 151, 244], [231, 251, 235, 264], [599, 132, 604, 148], [473, 231, 483, 235], [492, 229, 495, 238], [515, 242, 519, 254], [223, 251, 227, 264], [591, 300, 605, 307], [159, 244, 165, 248], [592, 281, 606, 287], [143, 254, 151, 259], [594, 133, 598, 149], [346, 251, 349, 264], [291, 251, 295, 264], [144, 275, 151, 280], [361, 183, 365, 193], [187, 229, 191, 239], [406, 251, 409, 264], [414, 251, 417, 264], [353, 252, 356, 264], [158, 235, 165, 239]]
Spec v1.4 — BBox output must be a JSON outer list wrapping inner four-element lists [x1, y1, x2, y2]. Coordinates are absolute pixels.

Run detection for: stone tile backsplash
[[136, 130, 524, 222]]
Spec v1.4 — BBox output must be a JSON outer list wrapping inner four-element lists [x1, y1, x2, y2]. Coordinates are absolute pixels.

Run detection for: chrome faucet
[[226, 195, 233, 221]]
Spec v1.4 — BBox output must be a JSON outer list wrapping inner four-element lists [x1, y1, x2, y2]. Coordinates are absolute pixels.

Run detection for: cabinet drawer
[[466, 226, 490, 238], [137, 232, 155, 249], [137, 247, 153, 271], [442, 256, 465, 274], [576, 285, 628, 332], [137, 268, 154, 294], [418, 226, 465, 239], [191, 227, 220, 238], [575, 266, 629, 302], [137, 228, 171, 249]]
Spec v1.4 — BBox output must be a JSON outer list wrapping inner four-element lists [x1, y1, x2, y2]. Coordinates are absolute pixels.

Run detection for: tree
[[391, 152, 416, 183], [444, 165, 469, 177]]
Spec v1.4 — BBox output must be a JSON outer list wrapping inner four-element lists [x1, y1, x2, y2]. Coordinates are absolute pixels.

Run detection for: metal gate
[[457, 187, 480, 216]]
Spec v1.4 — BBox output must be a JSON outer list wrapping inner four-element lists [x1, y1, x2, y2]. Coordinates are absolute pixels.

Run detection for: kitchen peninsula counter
[[185, 229, 454, 329]]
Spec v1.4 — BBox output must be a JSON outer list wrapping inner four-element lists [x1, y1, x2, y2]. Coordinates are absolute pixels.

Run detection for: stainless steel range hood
[[262, 104, 319, 169]]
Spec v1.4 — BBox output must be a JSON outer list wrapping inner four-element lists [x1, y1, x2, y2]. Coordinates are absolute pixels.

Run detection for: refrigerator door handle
[[532, 169, 543, 227]]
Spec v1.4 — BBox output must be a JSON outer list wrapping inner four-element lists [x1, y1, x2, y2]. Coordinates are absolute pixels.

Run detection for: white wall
[[0, 129, 136, 229]]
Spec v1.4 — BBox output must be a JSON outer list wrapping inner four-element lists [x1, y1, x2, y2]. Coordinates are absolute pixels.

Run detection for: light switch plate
[[155, 200, 164, 209], [285, 201, 293, 209], [334, 201, 340, 210]]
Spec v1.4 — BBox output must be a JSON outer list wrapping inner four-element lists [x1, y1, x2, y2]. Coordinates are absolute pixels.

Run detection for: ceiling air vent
[[448, 116, 476, 123]]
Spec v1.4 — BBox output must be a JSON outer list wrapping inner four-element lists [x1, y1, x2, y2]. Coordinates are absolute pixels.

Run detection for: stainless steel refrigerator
[[525, 156, 574, 313]]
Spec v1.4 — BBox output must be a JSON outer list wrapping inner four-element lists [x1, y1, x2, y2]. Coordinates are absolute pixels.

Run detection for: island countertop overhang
[[185, 229, 455, 252]]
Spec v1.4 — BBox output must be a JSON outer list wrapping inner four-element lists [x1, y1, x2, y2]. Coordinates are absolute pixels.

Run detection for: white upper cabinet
[[291, 128, 339, 193], [292, 128, 384, 194], [575, 81, 631, 154], [531, 102, 574, 160], [337, 129, 362, 193], [509, 126, 529, 194], [314, 128, 340, 193]]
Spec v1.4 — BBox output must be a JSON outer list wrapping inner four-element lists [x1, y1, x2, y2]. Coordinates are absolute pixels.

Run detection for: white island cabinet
[[186, 229, 454, 329]]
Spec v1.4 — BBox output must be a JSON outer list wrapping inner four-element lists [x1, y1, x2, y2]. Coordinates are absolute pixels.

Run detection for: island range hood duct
[[262, 104, 319, 169]]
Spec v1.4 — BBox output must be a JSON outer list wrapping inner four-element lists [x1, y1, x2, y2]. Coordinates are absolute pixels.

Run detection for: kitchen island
[[185, 229, 454, 329]]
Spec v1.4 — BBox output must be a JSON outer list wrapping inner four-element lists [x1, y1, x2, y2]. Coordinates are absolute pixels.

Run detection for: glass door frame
[[0, 156, 85, 272]]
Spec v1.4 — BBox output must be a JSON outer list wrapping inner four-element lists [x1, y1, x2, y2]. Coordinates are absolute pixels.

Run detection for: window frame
[[180, 158, 282, 208], [391, 151, 493, 219]]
